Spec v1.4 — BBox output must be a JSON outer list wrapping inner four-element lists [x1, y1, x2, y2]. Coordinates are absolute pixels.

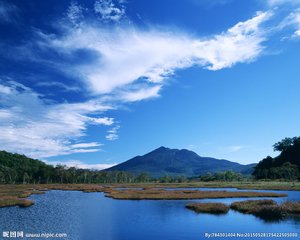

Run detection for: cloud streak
[[0, 81, 113, 158], [44, 159, 116, 170], [39, 11, 272, 97]]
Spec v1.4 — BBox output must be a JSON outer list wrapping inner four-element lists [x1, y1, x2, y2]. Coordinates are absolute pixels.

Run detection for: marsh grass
[[230, 200, 300, 221], [230, 200, 277, 213], [281, 201, 300, 214], [105, 188, 287, 200], [186, 202, 229, 214], [108, 181, 300, 191], [0, 197, 34, 208], [254, 205, 286, 220]]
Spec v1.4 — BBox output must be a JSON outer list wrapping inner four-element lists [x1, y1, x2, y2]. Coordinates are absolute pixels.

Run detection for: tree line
[[199, 171, 245, 182], [0, 151, 189, 184], [252, 137, 300, 180]]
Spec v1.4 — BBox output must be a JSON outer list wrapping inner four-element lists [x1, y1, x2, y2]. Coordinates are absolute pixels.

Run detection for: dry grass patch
[[230, 199, 277, 214], [107, 181, 300, 191], [281, 201, 300, 214], [186, 202, 229, 214], [0, 197, 34, 208], [105, 188, 287, 200]]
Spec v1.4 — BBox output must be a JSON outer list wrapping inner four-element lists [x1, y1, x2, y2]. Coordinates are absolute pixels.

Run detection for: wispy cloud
[[224, 145, 246, 153], [66, 1, 85, 26], [36, 81, 81, 92], [267, 0, 300, 6], [39, 11, 272, 95], [44, 159, 116, 170], [119, 85, 162, 102], [0, 81, 113, 158], [0, 1, 18, 23], [106, 125, 120, 141], [278, 9, 300, 38], [94, 0, 125, 22]]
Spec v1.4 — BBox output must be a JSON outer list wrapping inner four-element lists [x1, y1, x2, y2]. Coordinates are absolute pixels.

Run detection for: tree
[[136, 172, 150, 182], [253, 136, 300, 180], [273, 137, 300, 152]]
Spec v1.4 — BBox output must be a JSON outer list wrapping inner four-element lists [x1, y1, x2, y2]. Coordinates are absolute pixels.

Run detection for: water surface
[[0, 188, 299, 240]]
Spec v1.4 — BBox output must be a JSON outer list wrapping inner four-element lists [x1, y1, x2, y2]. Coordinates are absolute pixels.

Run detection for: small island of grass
[[186, 202, 229, 214], [104, 188, 287, 200]]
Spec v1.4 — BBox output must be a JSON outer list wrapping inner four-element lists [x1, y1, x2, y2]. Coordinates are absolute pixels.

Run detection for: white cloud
[[36, 81, 81, 92], [267, 0, 300, 6], [88, 116, 114, 125], [294, 29, 300, 36], [67, 1, 85, 26], [225, 145, 246, 153], [71, 142, 102, 148], [42, 11, 272, 96], [106, 125, 120, 141], [278, 9, 300, 38], [94, 0, 125, 22], [45, 159, 116, 170], [0, 109, 13, 119], [0, 82, 114, 158], [0, 84, 13, 94], [119, 85, 162, 102]]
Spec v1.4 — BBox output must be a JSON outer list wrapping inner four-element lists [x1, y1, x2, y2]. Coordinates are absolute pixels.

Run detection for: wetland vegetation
[[186, 202, 229, 214]]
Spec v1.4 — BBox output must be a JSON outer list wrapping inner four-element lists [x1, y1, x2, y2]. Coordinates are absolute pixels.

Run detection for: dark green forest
[[252, 137, 300, 180], [0, 151, 186, 184]]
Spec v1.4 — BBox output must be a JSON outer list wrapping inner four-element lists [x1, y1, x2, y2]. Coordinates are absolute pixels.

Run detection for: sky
[[0, 0, 300, 169]]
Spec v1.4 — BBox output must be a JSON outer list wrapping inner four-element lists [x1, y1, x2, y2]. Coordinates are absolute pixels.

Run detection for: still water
[[0, 189, 299, 240]]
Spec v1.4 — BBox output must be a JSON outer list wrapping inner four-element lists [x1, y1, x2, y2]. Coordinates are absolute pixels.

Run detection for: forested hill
[[253, 137, 300, 180], [0, 151, 52, 183], [0, 150, 137, 184], [106, 146, 255, 177], [0, 149, 254, 184]]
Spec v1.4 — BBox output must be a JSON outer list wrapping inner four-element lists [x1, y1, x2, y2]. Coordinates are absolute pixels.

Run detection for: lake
[[0, 188, 299, 240]]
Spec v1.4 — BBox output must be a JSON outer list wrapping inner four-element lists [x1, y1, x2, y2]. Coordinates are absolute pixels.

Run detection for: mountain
[[106, 146, 256, 177]]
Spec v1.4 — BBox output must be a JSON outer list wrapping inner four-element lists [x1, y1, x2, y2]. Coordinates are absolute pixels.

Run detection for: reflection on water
[[0, 189, 299, 240]]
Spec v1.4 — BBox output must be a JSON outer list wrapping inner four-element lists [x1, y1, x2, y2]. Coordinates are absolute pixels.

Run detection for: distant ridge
[[106, 146, 256, 177]]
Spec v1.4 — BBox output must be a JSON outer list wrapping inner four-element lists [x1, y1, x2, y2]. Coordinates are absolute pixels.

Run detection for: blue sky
[[0, 0, 300, 169]]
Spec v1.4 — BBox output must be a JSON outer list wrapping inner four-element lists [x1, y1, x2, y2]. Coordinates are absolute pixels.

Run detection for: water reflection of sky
[[0, 190, 299, 240]]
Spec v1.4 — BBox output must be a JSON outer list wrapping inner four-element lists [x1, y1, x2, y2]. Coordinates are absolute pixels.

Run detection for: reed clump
[[186, 202, 229, 214], [230, 200, 300, 221], [230, 199, 277, 214], [281, 201, 300, 214]]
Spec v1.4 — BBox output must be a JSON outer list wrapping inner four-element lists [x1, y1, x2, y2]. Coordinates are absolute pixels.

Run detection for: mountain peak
[[154, 146, 170, 151], [106, 146, 255, 177]]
